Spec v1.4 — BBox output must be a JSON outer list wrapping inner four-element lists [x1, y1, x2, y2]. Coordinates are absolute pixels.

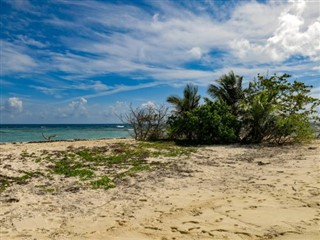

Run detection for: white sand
[[0, 139, 319, 239]]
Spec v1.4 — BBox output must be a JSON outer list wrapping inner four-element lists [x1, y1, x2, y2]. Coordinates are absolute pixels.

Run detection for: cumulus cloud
[[141, 101, 156, 108], [231, 0, 320, 63], [189, 47, 202, 59], [267, 0, 320, 61], [104, 101, 129, 118], [1, 97, 23, 113], [57, 97, 88, 118]]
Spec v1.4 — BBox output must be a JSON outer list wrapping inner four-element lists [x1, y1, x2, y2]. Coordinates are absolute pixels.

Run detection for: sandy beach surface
[[0, 139, 319, 240]]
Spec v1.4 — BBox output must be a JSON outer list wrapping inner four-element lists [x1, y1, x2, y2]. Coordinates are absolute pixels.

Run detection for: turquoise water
[[0, 124, 132, 143]]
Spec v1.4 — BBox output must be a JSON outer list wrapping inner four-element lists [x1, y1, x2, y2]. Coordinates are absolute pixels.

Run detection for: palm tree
[[167, 83, 201, 115], [167, 83, 201, 141], [240, 91, 276, 143], [208, 71, 244, 115]]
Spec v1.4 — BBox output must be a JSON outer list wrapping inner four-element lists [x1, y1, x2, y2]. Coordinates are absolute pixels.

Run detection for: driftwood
[[42, 133, 57, 141]]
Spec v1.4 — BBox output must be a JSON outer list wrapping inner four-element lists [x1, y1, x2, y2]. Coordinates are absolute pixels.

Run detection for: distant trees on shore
[[124, 72, 320, 144]]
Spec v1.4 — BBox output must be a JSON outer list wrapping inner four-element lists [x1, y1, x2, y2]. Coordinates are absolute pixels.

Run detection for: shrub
[[168, 100, 240, 144], [121, 104, 169, 141], [240, 74, 320, 144]]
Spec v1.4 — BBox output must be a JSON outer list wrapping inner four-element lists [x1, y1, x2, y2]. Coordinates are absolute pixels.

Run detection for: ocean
[[0, 124, 132, 143]]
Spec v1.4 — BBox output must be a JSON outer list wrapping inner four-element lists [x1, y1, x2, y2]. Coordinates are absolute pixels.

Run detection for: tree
[[240, 90, 276, 143], [167, 83, 201, 115], [240, 73, 320, 144], [167, 83, 201, 141], [208, 71, 244, 115], [120, 104, 169, 141]]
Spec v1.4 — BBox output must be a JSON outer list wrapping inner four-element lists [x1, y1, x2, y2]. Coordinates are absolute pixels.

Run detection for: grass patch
[[20, 150, 36, 159], [13, 141, 196, 192], [50, 159, 95, 180], [91, 176, 115, 190], [0, 175, 10, 192], [15, 171, 43, 184], [106, 154, 128, 164], [45, 188, 55, 193], [129, 165, 151, 172], [0, 171, 43, 192]]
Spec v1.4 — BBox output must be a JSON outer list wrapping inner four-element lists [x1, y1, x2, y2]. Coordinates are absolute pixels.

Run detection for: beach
[[0, 139, 319, 240]]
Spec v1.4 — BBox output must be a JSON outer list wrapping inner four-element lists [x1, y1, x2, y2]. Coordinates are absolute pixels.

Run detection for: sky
[[1, 0, 319, 124]]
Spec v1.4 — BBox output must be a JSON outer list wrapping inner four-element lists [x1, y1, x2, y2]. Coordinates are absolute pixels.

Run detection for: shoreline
[[0, 137, 132, 145], [1, 139, 319, 239]]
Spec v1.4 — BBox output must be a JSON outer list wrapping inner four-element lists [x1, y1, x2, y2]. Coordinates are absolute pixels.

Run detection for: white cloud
[[32, 86, 62, 98], [44, 0, 317, 83], [1, 40, 37, 74], [104, 101, 129, 118], [1, 97, 23, 113], [57, 97, 88, 118], [17, 35, 49, 48], [76, 81, 110, 91], [230, 0, 320, 63], [3, 0, 39, 14], [2, 0, 319, 104], [141, 101, 156, 108], [79, 97, 87, 104], [189, 47, 202, 59], [266, 0, 320, 60], [310, 87, 320, 100]]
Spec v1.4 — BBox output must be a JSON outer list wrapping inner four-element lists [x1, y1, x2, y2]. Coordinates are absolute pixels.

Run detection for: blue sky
[[1, 0, 319, 124]]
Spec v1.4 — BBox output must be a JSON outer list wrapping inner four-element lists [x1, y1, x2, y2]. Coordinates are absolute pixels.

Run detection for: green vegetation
[[129, 165, 151, 172], [239, 74, 319, 144], [167, 83, 201, 115], [208, 71, 244, 115], [20, 150, 36, 159], [165, 72, 319, 145], [168, 100, 240, 144], [0, 171, 43, 193], [0, 141, 194, 193], [0, 175, 10, 192], [51, 159, 96, 180], [91, 176, 115, 190]]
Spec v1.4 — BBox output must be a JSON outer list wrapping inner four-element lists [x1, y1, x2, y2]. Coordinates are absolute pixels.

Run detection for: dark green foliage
[[167, 83, 201, 114], [208, 71, 244, 115], [240, 90, 276, 143], [240, 74, 319, 144], [168, 100, 240, 143], [272, 114, 315, 144], [166, 73, 319, 145]]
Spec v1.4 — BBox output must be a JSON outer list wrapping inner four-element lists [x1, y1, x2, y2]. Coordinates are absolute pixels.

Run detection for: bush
[[240, 74, 320, 144], [168, 100, 240, 144], [121, 104, 169, 141]]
